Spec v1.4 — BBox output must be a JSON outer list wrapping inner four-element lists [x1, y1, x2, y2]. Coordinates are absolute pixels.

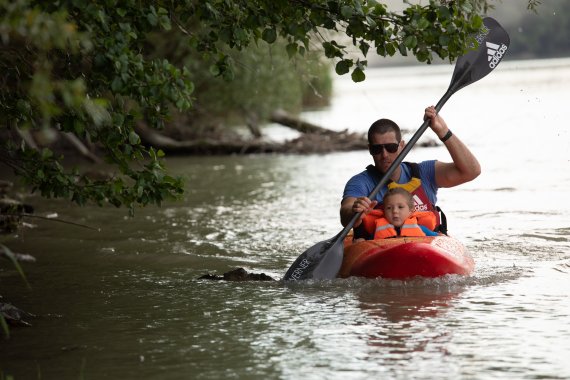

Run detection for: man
[[340, 105, 481, 238]]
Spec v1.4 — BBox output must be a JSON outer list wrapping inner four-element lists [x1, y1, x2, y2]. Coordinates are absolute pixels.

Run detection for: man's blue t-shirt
[[342, 161, 438, 205]]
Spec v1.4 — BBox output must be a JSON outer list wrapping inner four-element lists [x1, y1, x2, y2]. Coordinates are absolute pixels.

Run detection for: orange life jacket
[[353, 163, 447, 240], [360, 209, 437, 240]]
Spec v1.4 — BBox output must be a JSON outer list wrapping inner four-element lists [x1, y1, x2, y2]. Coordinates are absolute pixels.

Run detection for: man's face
[[369, 132, 404, 173]]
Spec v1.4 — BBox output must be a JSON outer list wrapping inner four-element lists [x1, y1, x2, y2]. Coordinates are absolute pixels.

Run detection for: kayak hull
[[339, 236, 474, 279]]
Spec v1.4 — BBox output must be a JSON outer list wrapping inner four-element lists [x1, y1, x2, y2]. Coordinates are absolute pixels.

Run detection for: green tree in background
[[159, 36, 332, 138], [0, 0, 515, 214], [508, 0, 570, 59]]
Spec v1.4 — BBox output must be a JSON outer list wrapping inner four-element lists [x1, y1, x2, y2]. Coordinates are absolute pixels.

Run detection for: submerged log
[[0, 302, 35, 327], [136, 123, 284, 154], [60, 132, 102, 163], [284, 131, 367, 153], [198, 267, 275, 281], [269, 109, 334, 135], [136, 111, 368, 155]]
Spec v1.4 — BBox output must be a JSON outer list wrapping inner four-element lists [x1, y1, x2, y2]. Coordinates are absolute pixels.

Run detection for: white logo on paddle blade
[[486, 41, 508, 69], [486, 42, 500, 61]]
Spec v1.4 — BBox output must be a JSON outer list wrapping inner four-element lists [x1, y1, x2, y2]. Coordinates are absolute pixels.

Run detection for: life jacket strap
[[436, 206, 448, 235]]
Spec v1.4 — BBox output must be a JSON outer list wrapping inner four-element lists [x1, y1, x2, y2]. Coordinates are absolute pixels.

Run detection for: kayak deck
[[339, 236, 474, 279]]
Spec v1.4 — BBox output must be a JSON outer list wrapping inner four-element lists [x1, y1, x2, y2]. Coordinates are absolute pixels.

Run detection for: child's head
[[383, 188, 414, 227]]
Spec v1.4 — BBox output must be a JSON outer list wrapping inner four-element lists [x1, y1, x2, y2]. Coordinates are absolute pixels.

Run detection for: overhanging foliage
[[0, 0, 522, 214]]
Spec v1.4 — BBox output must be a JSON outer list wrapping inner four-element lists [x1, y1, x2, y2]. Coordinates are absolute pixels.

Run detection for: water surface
[[1, 58, 569, 379]]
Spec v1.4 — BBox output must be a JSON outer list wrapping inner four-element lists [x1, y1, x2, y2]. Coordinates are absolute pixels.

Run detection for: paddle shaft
[[338, 89, 454, 242]]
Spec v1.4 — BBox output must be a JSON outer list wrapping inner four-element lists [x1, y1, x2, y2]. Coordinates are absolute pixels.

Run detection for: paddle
[[283, 17, 510, 281]]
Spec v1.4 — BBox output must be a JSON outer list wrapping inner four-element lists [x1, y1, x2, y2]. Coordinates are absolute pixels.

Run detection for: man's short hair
[[368, 118, 401, 143]]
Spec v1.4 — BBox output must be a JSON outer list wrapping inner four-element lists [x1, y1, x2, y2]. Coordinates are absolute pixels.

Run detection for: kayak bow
[[339, 236, 474, 279]]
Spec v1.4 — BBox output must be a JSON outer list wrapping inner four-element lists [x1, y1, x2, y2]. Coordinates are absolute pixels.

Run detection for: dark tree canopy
[[0, 0, 529, 214]]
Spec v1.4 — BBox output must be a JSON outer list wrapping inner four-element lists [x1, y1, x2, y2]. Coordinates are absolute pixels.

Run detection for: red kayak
[[338, 235, 474, 279]]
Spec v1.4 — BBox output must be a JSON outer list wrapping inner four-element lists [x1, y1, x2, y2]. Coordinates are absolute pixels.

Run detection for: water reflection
[[342, 280, 464, 379], [357, 284, 460, 323]]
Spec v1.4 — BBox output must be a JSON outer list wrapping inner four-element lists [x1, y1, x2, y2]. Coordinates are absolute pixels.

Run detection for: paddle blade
[[448, 17, 510, 95], [283, 236, 344, 281]]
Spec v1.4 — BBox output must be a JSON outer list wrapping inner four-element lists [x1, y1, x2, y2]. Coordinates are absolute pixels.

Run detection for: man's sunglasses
[[369, 143, 399, 155]]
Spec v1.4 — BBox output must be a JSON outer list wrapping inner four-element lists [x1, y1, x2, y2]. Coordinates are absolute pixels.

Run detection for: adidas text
[[414, 204, 428, 212], [487, 42, 508, 69]]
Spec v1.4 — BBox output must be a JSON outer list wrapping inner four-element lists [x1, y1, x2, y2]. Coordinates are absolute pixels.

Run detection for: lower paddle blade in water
[[283, 236, 344, 281]]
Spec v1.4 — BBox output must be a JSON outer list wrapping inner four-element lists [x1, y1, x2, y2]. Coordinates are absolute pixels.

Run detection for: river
[[1, 57, 569, 379]]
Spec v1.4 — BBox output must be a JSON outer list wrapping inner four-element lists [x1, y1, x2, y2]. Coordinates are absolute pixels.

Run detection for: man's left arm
[[424, 106, 481, 188]]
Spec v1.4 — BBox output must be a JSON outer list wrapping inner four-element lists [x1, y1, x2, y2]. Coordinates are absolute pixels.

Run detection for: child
[[375, 188, 439, 238]]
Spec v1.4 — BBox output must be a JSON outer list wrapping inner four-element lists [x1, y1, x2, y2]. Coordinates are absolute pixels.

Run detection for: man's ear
[[399, 140, 405, 148]]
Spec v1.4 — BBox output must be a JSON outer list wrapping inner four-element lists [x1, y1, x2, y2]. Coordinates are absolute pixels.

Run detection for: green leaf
[[438, 6, 451, 21], [417, 17, 430, 30], [404, 35, 417, 49], [286, 43, 297, 58], [359, 41, 370, 56], [128, 131, 140, 145], [111, 77, 122, 92], [262, 28, 277, 43], [222, 67, 235, 81], [398, 42, 407, 56], [376, 44, 386, 57], [335, 59, 352, 75], [159, 15, 172, 30], [41, 148, 53, 160], [322, 41, 335, 58], [341, 6, 354, 19], [354, 0, 364, 16], [471, 15, 483, 29], [460, 2, 473, 13], [209, 63, 221, 77], [417, 48, 431, 62], [351, 67, 365, 82], [147, 13, 158, 26]]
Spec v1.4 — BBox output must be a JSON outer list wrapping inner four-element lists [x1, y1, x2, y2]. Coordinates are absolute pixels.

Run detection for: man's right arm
[[340, 197, 357, 227], [340, 196, 378, 227], [341, 172, 378, 227]]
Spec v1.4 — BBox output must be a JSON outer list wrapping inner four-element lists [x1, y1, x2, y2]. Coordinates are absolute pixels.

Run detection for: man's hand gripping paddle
[[283, 17, 510, 281]]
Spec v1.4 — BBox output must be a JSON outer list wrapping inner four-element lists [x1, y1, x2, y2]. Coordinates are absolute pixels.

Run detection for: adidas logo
[[486, 41, 508, 69], [413, 195, 428, 211]]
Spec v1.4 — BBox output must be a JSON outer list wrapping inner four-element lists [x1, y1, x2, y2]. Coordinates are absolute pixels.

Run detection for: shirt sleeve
[[342, 172, 371, 200]]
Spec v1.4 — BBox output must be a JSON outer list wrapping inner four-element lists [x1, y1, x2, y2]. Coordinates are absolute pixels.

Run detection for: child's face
[[384, 194, 413, 227]]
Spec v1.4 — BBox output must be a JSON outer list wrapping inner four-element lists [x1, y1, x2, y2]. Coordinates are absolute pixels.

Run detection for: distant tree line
[[505, 0, 570, 59]]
